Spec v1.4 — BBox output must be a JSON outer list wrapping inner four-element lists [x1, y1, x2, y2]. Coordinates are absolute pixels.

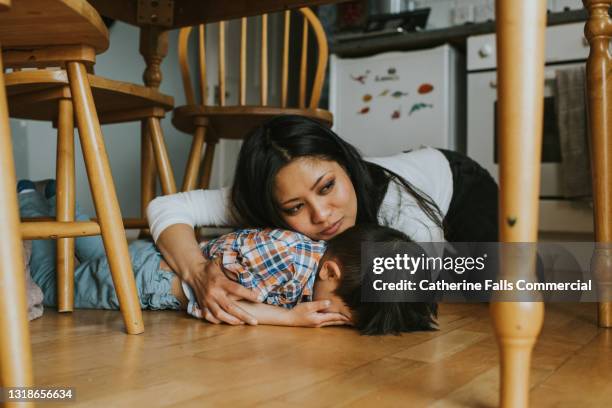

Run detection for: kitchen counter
[[331, 9, 587, 57]]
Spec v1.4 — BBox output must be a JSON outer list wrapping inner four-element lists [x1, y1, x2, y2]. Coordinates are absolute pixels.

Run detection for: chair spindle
[[281, 10, 290, 108]]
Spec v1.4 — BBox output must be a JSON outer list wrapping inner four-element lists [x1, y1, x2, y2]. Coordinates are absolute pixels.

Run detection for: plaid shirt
[[202, 229, 327, 308]]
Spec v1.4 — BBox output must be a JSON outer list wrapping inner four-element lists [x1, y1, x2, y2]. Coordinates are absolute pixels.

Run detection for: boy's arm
[[235, 300, 350, 328]]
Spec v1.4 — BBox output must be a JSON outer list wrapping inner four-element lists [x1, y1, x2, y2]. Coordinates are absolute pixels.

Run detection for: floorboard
[[26, 303, 610, 407]]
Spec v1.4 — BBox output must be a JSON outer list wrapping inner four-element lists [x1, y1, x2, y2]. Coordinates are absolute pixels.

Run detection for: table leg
[[491, 1, 547, 407], [583, 0, 612, 328], [0, 45, 34, 401], [139, 25, 168, 89]]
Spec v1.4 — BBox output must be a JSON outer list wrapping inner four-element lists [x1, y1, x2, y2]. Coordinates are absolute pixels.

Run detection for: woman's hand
[[154, 223, 260, 325], [289, 300, 351, 328], [184, 258, 260, 326]]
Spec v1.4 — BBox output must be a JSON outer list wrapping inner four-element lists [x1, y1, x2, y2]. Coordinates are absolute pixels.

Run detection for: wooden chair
[[4, 70, 178, 229], [174, 7, 333, 191], [0, 0, 145, 334], [0, 0, 35, 397]]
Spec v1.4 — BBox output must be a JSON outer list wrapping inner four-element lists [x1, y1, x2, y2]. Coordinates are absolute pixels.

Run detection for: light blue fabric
[[19, 190, 181, 310]]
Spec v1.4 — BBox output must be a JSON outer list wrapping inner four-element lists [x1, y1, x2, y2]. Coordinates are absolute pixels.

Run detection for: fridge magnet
[[375, 74, 399, 82], [391, 91, 409, 98], [391, 107, 401, 120], [350, 70, 370, 84], [387, 67, 397, 75], [362, 94, 373, 102], [409, 103, 433, 115], [378, 89, 390, 97], [418, 83, 434, 94], [357, 106, 370, 115]]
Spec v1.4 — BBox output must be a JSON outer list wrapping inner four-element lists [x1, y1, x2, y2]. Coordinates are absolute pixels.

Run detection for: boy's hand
[[289, 300, 351, 328]]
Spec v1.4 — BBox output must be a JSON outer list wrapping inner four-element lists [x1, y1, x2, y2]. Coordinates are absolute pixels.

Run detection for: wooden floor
[[29, 303, 611, 407]]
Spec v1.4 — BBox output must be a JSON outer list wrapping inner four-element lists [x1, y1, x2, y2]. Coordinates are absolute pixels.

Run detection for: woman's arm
[[147, 187, 236, 242], [148, 190, 260, 325], [154, 223, 207, 280]]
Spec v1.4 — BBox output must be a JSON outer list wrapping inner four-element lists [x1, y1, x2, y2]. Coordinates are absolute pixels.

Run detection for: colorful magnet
[[350, 70, 370, 84], [391, 108, 401, 120], [388, 67, 397, 75], [378, 89, 390, 97], [362, 94, 372, 102], [409, 103, 433, 115], [418, 83, 434, 94], [358, 106, 370, 115], [391, 91, 409, 98], [375, 74, 399, 82]]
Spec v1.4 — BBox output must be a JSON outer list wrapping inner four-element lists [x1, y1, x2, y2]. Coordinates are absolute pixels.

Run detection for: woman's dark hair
[[325, 224, 438, 335], [231, 115, 443, 231]]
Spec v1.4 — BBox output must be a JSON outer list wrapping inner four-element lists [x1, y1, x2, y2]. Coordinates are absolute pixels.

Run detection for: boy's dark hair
[[325, 224, 438, 335]]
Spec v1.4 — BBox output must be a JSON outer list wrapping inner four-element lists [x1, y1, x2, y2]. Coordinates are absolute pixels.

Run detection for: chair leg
[[492, 1, 546, 407], [56, 97, 76, 312], [66, 61, 144, 335], [181, 125, 205, 192], [147, 117, 176, 195], [583, 0, 612, 327], [0, 48, 34, 395], [199, 141, 217, 190], [141, 120, 156, 217]]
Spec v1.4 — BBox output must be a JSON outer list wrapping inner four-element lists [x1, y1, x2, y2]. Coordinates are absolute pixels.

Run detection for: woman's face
[[274, 157, 358, 241]]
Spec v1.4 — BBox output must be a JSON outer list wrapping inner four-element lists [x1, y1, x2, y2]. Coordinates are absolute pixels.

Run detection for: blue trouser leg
[[20, 191, 181, 310], [71, 239, 181, 310], [47, 196, 106, 262]]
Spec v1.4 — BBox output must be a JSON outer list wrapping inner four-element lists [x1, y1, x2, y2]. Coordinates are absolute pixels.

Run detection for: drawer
[[467, 22, 589, 71]]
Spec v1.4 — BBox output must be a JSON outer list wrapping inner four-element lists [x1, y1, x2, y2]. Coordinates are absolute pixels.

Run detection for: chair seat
[[5, 70, 174, 124], [172, 105, 333, 139], [0, 0, 108, 52]]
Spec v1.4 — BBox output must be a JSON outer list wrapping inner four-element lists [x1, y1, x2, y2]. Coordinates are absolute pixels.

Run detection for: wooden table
[[493, 1, 611, 407]]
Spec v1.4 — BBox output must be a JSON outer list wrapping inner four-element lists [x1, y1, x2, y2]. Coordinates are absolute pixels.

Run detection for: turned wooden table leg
[[56, 97, 76, 312], [492, 1, 547, 407], [0, 45, 34, 401], [66, 61, 144, 335], [583, 0, 612, 328], [140, 26, 168, 89]]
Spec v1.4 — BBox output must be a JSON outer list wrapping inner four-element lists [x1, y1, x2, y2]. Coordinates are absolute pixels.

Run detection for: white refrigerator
[[329, 44, 465, 156]]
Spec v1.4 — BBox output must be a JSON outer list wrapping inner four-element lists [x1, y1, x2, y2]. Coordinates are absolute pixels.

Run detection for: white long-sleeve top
[[147, 147, 453, 243]]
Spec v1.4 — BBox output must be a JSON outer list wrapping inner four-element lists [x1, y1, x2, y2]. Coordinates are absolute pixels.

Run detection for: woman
[[147, 115, 499, 325]]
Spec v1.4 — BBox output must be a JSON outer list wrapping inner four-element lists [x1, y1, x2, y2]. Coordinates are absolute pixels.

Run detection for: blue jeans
[[19, 191, 181, 310]]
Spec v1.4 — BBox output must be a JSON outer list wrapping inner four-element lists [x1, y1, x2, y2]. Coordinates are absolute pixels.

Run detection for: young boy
[[19, 180, 437, 334]]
